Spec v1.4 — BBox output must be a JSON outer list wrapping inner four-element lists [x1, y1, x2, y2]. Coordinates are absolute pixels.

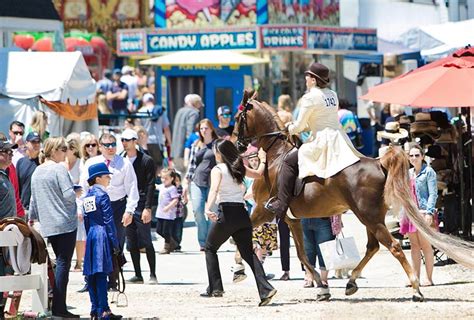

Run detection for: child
[[155, 168, 179, 254], [172, 172, 188, 252], [83, 163, 121, 320]]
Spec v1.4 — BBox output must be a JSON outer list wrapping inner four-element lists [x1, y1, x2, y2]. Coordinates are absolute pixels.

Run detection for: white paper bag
[[319, 236, 361, 270]]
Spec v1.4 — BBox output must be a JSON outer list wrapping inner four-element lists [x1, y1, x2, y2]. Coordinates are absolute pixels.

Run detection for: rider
[[264, 62, 362, 218]]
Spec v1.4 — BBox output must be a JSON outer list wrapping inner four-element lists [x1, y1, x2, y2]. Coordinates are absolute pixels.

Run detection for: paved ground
[[16, 213, 474, 319]]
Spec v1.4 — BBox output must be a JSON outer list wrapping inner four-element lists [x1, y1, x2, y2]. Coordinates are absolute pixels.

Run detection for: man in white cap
[[170, 94, 203, 171], [138, 93, 172, 171], [120, 65, 138, 112], [121, 128, 157, 285]]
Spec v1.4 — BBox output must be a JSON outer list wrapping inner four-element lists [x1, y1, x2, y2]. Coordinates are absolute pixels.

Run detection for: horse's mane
[[256, 101, 285, 131]]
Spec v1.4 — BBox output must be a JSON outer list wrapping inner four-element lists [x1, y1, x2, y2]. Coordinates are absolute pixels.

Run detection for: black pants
[[127, 213, 156, 278], [156, 218, 176, 244], [205, 203, 274, 299], [278, 219, 290, 272], [49, 230, 77, 315], [109, 197, 127, 288]]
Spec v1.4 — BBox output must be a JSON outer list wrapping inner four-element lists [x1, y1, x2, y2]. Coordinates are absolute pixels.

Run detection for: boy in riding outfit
[[264, 62, 362, 218]]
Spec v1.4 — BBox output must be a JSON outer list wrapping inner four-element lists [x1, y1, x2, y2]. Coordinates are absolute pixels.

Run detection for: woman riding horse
[[264, 62, 362, 218]]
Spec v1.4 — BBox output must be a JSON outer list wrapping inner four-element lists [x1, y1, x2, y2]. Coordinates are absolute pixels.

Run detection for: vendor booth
[[0, 50, 98, 136], [140, 50, 268, 124]]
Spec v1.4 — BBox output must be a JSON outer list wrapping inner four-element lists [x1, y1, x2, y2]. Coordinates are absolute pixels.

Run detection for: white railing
[[0, 230, 48, 313]]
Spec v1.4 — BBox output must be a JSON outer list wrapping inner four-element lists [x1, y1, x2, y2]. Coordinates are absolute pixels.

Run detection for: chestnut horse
[[232, 92, 474, 302]]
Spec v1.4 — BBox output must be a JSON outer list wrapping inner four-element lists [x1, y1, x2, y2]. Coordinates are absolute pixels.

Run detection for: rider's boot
[[264, 149, 298, 219]]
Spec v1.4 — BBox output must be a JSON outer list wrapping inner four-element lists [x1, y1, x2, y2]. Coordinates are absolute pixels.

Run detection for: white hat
[[377, 122, 409, 142], [121, 128, 138, 140], [121, 65, 133, 74], [142, 93, 154, 103]]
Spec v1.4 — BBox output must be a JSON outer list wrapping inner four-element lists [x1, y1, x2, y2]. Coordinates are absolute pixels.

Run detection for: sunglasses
[[0, 149, 13, 155], [102, 142, 117, 148], [85, 143, 97, 148], [12, 131, 24, 136], [409, 154, 421, 158], [58, 146, 68, 152], [121, 138, 135, 142]]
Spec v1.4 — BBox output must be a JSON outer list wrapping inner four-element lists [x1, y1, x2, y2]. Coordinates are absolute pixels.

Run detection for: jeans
[[302, 218, 334, 269], [172, 217, 184, 246], [190, 182, 211, 247], [87, 272, 109, 316], [205, 203, 274, 299], [48, 230, 77, 315]]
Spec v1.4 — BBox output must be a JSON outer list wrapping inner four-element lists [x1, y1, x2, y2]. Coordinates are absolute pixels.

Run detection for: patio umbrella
[[360, 46, 474, 107]]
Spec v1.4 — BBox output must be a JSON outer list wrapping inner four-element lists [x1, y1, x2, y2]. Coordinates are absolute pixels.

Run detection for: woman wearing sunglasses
[[400, 144, 438, 287], [30, 137, 79, 318]]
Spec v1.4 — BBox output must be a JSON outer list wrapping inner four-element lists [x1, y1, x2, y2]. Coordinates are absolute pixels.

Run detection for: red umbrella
[[360, 46, 474, 107]]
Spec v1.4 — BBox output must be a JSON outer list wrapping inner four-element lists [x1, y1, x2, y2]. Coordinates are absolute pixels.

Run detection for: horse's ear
[[242, 88, 255, 106]]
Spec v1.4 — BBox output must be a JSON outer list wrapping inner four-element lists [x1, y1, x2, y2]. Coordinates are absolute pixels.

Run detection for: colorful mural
[[268, 0, 339, 25], [164, 0, 257, 28]]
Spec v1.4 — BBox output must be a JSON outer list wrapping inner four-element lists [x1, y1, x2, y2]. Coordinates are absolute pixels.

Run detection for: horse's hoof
[[345, 281, 358, 296], [412, 292, 424, 302], [316, 293, 331, 301]]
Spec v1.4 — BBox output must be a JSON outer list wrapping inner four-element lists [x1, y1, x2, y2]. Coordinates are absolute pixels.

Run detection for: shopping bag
[[319, 235, 361, 270]]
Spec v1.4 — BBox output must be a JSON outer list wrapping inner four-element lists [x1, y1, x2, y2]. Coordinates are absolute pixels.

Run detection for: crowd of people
[[0, 62, 444, 318]]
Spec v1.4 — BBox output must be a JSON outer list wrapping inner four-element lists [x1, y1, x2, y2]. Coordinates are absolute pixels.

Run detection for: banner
[[147, 29, 258, 53], [260, 25, 306, 50], [117, 29, 147, 55], [307, 27, 377, 51]]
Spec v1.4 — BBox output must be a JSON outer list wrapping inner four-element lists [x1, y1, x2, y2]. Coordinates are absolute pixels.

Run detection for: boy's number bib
[[84, 196, 97, 213]]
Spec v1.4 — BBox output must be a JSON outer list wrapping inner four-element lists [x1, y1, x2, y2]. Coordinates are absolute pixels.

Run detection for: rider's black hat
[[305, 62, 330, 84]]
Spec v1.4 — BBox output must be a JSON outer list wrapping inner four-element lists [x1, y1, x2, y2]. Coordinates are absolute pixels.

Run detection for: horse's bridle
[[235, 99, 284, 153]]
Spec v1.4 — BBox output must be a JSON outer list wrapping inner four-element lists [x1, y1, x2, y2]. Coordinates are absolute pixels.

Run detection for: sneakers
[[265, 273, 275, 280], [233, 270, 247, 283], [200, 290, 224, 298], [258, 289, 277, 307], [77, 284, 88, 293], [149, 275, 158, 285], [127, 276, 144, 284]]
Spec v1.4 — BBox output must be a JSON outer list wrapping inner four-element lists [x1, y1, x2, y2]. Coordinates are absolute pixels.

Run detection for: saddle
[[0, 217, 48, 264], [294, 175, 325, 197]]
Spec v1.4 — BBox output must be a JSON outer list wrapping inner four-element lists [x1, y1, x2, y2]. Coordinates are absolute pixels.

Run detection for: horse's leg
[[285, 217, 330, 301], [345, 228, 379, 296], [369, 222, 423, 302], [250, 205, 274, 228]]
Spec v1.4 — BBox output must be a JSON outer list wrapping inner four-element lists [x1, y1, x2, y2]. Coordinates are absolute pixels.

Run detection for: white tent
[[400, 19, 474, 59], [0, 51, 96, 105], [0, 51, 98, 136]]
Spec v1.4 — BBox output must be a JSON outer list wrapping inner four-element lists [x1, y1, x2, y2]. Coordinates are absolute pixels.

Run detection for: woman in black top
[[185, 119, 218, 250]]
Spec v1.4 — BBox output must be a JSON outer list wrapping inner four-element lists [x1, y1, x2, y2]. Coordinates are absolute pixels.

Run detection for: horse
[[232, 90, 474, 302]]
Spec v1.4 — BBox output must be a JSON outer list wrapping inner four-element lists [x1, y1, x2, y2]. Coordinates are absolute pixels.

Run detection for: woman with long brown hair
[[26, 110, 49, 141], [185, 119, 218, 250]]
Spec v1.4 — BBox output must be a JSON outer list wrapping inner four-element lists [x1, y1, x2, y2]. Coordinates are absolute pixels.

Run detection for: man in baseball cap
[[0, 138, 17, 218], [216, 106, 234, 138]]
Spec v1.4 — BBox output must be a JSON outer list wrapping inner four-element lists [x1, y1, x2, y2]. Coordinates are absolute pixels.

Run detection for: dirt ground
[[16, 213, 474, 319]]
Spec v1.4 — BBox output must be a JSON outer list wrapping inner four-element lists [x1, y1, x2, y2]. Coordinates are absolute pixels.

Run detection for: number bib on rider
[[84, 196, 97, 213]]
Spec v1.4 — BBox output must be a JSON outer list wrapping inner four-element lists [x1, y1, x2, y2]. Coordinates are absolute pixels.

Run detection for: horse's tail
[[381, 146, 474, 269]]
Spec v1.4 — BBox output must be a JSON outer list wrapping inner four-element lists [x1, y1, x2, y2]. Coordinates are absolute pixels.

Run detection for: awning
[[0, 51, 96, 105], [345, 39, 421, 64], [140, 50, 269, 67]]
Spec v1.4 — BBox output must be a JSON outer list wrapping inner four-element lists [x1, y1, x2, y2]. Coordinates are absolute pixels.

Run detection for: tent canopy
[[0, 51, 96, 105], [140, 50, 269, 67], [400, 19, 474, 58]]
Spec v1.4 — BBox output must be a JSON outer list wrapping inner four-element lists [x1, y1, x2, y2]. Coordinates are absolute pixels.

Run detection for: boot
[[169, 238, 178, 252], [159, 243, 171, 254], [264, 149, 298, 219]]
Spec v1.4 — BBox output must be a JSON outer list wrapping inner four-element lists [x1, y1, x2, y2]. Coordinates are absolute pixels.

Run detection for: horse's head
[[232, 89, 284, 153]]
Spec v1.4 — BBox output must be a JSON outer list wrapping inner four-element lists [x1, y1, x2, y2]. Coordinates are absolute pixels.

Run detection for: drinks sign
[[147, 29, 258, 53], [260, 26, 306, 50]]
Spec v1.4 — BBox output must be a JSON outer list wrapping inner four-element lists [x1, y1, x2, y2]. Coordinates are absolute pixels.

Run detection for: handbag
[[319, 233, 361, 270]]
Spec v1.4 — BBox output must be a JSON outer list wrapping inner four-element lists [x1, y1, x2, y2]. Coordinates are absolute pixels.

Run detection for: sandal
[[303, 279, 314, 288]]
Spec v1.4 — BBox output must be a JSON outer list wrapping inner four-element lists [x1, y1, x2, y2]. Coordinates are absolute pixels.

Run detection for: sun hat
[[377, 122, 409, 142], [87, 162, 112, 183], [304, 62, 330, 84], [142, 93, 154, 103], [121, 129, 138, 140]]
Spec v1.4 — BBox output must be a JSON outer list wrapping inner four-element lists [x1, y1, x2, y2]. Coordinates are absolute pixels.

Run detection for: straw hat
[[377, 122, 409, 142]]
